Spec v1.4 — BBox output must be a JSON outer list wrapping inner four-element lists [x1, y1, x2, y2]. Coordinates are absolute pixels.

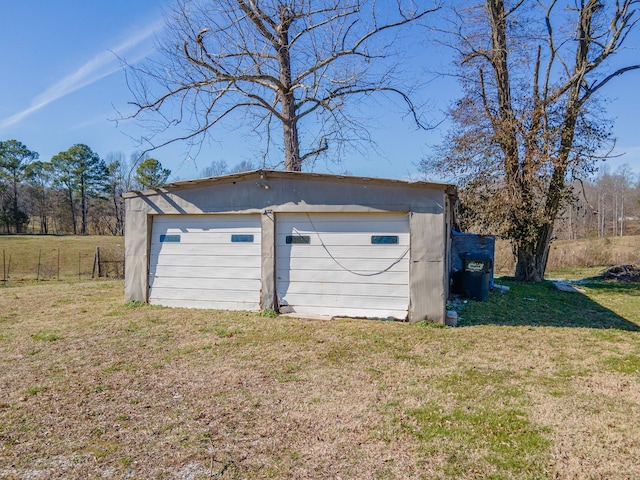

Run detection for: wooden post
[[57, 248, 60, 281], [78, 251, 81, 280], [92, 247, 100, 279], [37, 249, 42, 282], [2, 250, 5, 282]]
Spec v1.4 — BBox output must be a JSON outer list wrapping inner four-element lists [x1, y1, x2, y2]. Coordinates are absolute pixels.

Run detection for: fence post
[[92, 247, 100, 279], [78, 251, 81, 280], [57, 248, 60, 281], [37, 249, 42, 282]]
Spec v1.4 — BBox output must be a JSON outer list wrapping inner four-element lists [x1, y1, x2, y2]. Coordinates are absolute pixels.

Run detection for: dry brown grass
[[2, 280, 640, 479], [494, 235, 640, 275], [0, 235, 124, 282]]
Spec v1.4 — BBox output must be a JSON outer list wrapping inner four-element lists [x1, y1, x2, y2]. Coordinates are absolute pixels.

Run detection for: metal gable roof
[[122, 169, 457, 198]]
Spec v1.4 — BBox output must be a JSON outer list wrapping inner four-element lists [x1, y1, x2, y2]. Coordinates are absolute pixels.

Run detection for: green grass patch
[[25, 385, 45, 396], [545, 266, 606, 280], [603, 353, 640, 375], [260, 308, 278, 318], [406, 403, 550, 479], [458, 278, 639, 330], [125, 300, 147, 309], [31, 330, 61, 342]]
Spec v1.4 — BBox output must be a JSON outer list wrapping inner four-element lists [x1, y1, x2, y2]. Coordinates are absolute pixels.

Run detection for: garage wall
[[124, 171, 454, 322]]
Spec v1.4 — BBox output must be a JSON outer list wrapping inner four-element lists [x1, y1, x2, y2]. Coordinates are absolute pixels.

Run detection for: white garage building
[[124, 170, 457, 323]]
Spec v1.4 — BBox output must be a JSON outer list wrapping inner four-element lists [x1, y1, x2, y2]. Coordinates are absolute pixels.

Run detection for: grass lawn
[[1, 277, 640, 479]]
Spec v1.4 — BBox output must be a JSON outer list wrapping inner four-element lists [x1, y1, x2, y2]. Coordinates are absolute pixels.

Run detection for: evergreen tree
[[134, 158, 171, 189], [50, 144, 108, 235], [0, 139, 39, 233]]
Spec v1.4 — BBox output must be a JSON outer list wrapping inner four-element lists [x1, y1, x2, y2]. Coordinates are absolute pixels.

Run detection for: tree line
[[556, 165, 640, 240], [0, 140, 171, 236]]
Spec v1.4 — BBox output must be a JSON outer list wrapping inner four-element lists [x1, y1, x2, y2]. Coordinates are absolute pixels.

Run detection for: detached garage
[[124, 170, 457, 323]]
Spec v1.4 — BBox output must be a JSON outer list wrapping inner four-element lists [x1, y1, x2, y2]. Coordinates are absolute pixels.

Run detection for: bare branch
[[125, 0, 439, 171]]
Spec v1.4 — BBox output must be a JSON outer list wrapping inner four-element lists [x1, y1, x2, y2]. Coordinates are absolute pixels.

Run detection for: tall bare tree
[[24, 160, 53, 235], [423, 0, 640, 281], [127, 0, 438, 171], [105, 152, 135, 236]]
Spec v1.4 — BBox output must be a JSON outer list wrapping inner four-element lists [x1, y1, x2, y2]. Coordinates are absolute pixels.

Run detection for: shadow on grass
[[457, 278, 640, 331]]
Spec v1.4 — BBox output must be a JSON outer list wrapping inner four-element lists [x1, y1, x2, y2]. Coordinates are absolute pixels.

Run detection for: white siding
[[149, 215, 261, 310], [276, 213, 410, 319]]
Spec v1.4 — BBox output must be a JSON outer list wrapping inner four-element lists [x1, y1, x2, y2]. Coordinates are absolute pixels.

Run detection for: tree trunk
[[514, 222, 553, 282], [68, 187, 77, 235], [12, 177, 19, 234], [277, 12, 302, 172], [283, 112, 301, 171], [80, 182, 87, 235], [40, 188, 48, 235], [113, 194, 123, 236]]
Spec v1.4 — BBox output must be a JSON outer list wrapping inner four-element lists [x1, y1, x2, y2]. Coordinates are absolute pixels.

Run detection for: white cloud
[[0, 18, 164, 130]]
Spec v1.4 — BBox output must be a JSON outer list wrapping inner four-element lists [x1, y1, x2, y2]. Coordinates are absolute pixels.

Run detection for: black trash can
[[462, 257, 492, 301]]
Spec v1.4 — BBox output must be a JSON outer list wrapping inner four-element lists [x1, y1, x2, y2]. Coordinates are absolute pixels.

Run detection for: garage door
[[149, 215, 261, 310], [276, 213, 410, 319]]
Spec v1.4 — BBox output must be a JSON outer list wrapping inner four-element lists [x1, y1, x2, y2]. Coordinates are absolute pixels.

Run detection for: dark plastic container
[[462, 257, 492, 301]]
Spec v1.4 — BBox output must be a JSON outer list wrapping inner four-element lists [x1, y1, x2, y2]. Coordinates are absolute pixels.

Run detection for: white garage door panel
[[284, 302, 407, 319], [276, 213, 409, 319], [149, 285, 260, 302], [282, 257, 409, 272], [276, 245, 408, 259], [149, 266, 260, 284], [275, 233, 409, 247], [282, 281, 408, 298], [276, 268, 408, 284], [150, 254, 259, 269], [149, 214, 261, 310], [151, 231, 259, 244], [148, 296, 259, 310], [150, 243, 261, 257]]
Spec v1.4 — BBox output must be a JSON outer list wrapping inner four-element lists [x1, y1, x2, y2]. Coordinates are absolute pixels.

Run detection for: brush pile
[[599, 265, 640, 282]]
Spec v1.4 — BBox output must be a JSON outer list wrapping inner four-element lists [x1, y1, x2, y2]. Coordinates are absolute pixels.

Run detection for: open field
[[1, 276, 640, 479], [495, 235, 640, 275], [0, 236, 124, 282]]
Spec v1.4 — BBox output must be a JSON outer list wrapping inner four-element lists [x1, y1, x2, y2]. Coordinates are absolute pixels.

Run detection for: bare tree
[[24, 160, 53, 235], [105, 152, 135, 236], [422, 0, 640, 281], [200, 160, 229, 177], [127, 0, 438, 171]]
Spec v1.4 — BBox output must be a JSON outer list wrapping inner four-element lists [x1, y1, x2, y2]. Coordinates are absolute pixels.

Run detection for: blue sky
[[1, 1, 638, 182]]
